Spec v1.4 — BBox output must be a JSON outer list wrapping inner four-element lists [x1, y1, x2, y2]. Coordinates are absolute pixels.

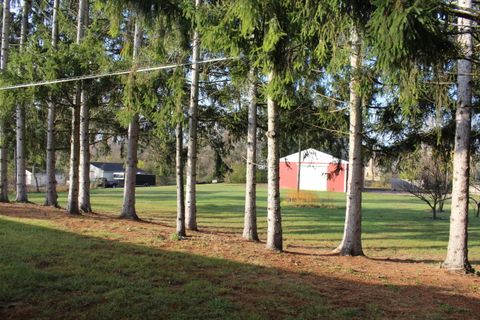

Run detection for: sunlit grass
[[2, 184, 480, 319], [25, 183, 480, 262]]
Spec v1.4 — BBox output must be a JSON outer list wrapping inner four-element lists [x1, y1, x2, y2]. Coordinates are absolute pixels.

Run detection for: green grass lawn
[[25, 184, 480, 262], [2, 184, 480, 319], [1, 218, 348, 319]]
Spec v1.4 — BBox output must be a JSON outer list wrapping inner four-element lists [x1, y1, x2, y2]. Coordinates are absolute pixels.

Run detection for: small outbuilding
[[90, 162, 127, 181], [90, 162, 156, 187], [279, 148, 348, 192], [26, 169, 66, 187]]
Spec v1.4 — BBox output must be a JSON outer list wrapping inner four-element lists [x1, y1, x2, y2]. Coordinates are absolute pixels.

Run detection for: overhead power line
[[0, 57, 236, 91]]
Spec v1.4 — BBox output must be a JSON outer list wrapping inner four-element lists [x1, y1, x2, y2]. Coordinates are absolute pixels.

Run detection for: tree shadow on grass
[[1, 218, 480, 320]]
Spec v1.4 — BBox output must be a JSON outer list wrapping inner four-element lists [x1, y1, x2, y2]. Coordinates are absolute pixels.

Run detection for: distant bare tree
[[468, 181, 480, 217], [399, 162, 451, 220]]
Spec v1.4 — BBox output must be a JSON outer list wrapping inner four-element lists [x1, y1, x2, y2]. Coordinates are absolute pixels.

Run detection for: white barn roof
[[280, 148, 348, 164]]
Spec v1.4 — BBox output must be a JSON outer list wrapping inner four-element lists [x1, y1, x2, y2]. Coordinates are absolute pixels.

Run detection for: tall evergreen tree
[[67, 0, 88, 215], [334, 27, 364, 256], [443, 0, 474, 273], [45, 0, 60, 207], [15, 0, 31, 203], [266, 69, 282, 251], [243, 67, 259, 241], [185, 0, 202, 231], [0, 0, 10, 203], [120, 15, 142, 220], [78, 0, 91, 213]]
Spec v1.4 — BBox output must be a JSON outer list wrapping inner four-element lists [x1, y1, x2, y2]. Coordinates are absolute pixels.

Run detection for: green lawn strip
[[25, 184, 480, 262], [0, 218, 347, 320]]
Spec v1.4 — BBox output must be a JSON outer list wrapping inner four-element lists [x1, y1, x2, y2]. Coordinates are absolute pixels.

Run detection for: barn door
[[299, 164, 328, 191]]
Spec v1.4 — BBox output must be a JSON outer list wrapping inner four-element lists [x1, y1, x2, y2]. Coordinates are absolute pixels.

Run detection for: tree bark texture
[[443, 0, 473, 273], [67, 0, 87, 214], [76, 0, 86, 42], [15, 0, 30, 203], [78, 0, 91, 213], [296, 138, 301, 193], [266, 71, 282, 251], [0, 120, 8, 202], [120, 17, 142, 220], [0, 1, 3, 51], [0, 0, 10, 202], [185, 0, 202, 231], [78, 87, 91, 212], [120, 114, 140, 220], [335, 28, 364, 256], [243, 68, 259, 241], [67, 91, 80, 214], [0, 0, 8, 71], [15, 101, 27, 202], [45, 0, 60, 207], [176, 122, 186, 237], [19, 0, 29, 47]]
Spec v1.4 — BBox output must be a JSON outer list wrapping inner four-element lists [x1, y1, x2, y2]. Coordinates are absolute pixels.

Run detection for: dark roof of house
[[91, 162, 124, 172], [90, 162, 147, 174]]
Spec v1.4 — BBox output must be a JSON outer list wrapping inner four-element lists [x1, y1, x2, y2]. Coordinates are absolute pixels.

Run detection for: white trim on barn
[[280, 148, 348, 164]]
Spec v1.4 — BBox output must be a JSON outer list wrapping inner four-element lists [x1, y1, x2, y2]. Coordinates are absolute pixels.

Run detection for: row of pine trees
[[0, 0, 477, 274]]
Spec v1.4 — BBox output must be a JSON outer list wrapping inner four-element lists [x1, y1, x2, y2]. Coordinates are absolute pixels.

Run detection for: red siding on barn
[[279, 149, 348, 192], [327, 163, 346, 192], [279, 161, 298, 189]]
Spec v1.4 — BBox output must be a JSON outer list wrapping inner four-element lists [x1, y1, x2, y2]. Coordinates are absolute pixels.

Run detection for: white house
[[26, 170, 66, 187], [90, 162, 126, 181], [90, 162, 147, 181]]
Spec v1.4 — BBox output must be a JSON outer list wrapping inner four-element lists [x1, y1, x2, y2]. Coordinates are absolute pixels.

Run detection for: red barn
[[279, 148, 348, 192]]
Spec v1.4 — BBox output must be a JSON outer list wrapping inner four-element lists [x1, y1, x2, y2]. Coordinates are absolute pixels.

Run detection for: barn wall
[[279, 162, 298, 189], [327, 163, 346, 192]]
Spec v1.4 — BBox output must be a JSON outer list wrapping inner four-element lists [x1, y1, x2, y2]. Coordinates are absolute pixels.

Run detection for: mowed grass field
[[26, 184, 480, 261], [2, 184, 480, 319]]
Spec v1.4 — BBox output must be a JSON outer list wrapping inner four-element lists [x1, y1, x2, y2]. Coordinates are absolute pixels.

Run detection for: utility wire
[[0, 57, 236, 91]]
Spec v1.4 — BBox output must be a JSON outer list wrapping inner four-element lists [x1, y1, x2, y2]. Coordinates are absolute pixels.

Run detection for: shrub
[[283, 190, 320, 208], [226, 163, 267, 184]]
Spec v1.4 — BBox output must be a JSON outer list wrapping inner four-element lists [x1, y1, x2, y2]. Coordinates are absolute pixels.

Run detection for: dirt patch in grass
[[1, 202, 480, 319]]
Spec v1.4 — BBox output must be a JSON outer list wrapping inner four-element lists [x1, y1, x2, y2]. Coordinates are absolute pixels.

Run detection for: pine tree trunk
[[0, 0, 10, 202], [78, 0, 91, 213], [176, 122, 186, 237], [335, 28, 364, 256], [443, 0, 473, 273], [67, 93, 80, 215], [32, 164, 39, 193], [0, 1, 3, 49], [185, 0, 202, 231], [15, 0, 29, 202], [120, 17, 142, 220], [0, 0, 8, 72], [67, 0, 87, 215], [266, 70, 282, 251], [296, 138, 301, 193], [15, 104, 27, 202], [76, 0, 86, 42], [45, 0, 59, 207], [0, 120, 7, 202], [79, 86, 91, 212], [120, 114, 140, 220], [243, 67, 259, 241]]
